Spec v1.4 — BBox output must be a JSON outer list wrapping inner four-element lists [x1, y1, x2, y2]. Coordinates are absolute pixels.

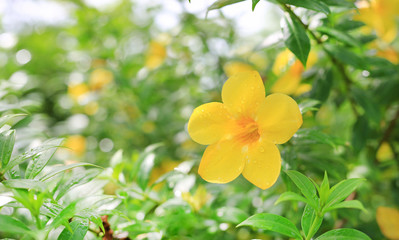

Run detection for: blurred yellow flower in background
[[142, 121, 156, 134], [64, 135, 86, 156], [376, 206, 399, 239], [182, 185, 211, 212], [145, 41, 167, 70], [223, 61, 254, 77], [355, 0, 399, 43], [188, 71, 302, 189], [377, 47, 399, 64], [271, 49, 317, 96], [89, 68, 114, 90], [149, 158, 180, 187], [68, 83, 90, 102], [376, 142, 394, 162]]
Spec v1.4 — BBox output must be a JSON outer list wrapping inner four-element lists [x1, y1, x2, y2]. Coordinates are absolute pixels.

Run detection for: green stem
[[305, 214, 322, 240]]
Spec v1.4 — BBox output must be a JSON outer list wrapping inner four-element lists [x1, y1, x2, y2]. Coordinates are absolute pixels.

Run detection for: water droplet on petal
[[259, 147, 265, 153]]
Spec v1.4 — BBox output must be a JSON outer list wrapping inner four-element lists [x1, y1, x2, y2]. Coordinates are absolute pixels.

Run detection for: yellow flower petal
[[256, 93, 302, 144], [376, 206, 399, 240], [188, 102, 232, 145], [242, 140, 281, 190], [376, 142, 394, 162], [198, 139, 245, 183], [222, 71, 265, 118], [223, 61, 254, 77]]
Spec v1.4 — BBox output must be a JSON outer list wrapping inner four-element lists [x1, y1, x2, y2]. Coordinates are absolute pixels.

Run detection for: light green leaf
[[319, 171, 330, 206], [299, 99, 320, 114], [2, 179, 47, 191], [25, 138, 63, 179], [279, 0, 330, 14], [237, 213, 302, 239], [0, 214, 35, 237], [275, 191, 310, 205], [0, 129, 15, 168], [316, 228, 371, 240], [50, 201, 77, 229], [208, 0, 245, 11], [302, 204, 322, 238], [352, 87, 381, 124], [58, 220, 89, 240], [285, 170, 318, 208], [325, 178, 365, 208], [40, 163, 101, 181], [324, 200, 367, 213], [0, 114, 27, 127], [283, 14, 310, 66], [317, 26, 360, 47], [137, 153, 155, 190], [216, 207, 249, 224]]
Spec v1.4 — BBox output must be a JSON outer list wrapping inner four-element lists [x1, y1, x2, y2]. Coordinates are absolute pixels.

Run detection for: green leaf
[[279, 0, 330, 14], [299, 99, 320, 114], [319, 172, 330, 206], [216, 207, 249, 224], [302, 204, 322, 238], [316, 228, 371, 240], [55, 168, 101, 200], [2, 179, 47, 191], [237, 213, 302, 239], [317, 26, 360, 47], [207, 0, 245, 11], [275, 192, 310, 205], [310, 69, 333, 103], [40, 163, 101, 181], [137, 152, 155, 190], [324, 200, 366, 213], [352, 87, 381, 124], [336, 20, 365, 31], [351, 115, 370, 153], [25, 138, 63, 179], [3, 138, 64, 173], [0, 129, 15, 168], [324, 44, 367, 70], [285, 170, 318, 208], [283, 15, 311, 66], [325, 178, 365, 208], [322, 0, 356, 8], [0, 214, 35, 237], [0, 114, 27, 127], [252, 0, 260, 11], [50, 201, 78, 229], [58, 220, 89, 240]]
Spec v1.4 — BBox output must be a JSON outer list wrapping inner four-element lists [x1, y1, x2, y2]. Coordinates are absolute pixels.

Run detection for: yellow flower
[[182, 185, 211, 212], [355, 0, 399, 43], [376, 206, 399, 239], [145, 41, 167, 70], [187, 71, 302, 189], [271, 49, 317, 96], [89, 68, 114, 90], [377, 47, 399, 64], [223, 61, 254, 77], [376, 142, 394, 162], [68, 83, 89, 102], [149, 158, 180, 187], [64, 135, 86, 156]]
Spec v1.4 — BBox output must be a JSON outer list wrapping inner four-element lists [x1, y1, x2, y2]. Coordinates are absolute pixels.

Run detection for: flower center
[[234, 117, 260, 145]]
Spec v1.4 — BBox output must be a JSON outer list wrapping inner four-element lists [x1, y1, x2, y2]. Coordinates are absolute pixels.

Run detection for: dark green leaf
[[0, 214, 35, 237], [293, 128, 344, 148], [336, 20, 365, 31], [285, 170, 318, 208], [237, 213, 302, 239], [280, 0, 330, 14], [252, 0, 260, 11], [324, 44, 367, 70], [310, 69, 333, 103], [0, 129, 15, 168], [322, 0, 356, 8], [275, 191, 310, 205], [302, 204, 322, 238], [352, 87, 381, 124], [58, 220, 89, 240], [351, 115, 369, 153], [325, 178, 365, 208], [283, 15, 311, 66], [316, 228, 371, 240], [25, 138, 63, 179]]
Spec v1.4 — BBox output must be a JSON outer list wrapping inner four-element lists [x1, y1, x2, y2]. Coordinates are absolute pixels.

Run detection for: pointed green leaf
[[324, 200, 367, 213], [40, 163, 101, 181], [280, 0, 330, 14], [326, 178, 365, 208], [2, 179, 47, 191], [252, 0, 260, 11], [58, 220, 89, 240], [317, 26, 361, 47], [275, 191, 310, 205], [319, 171, 330, 206], [208, 0, 245, 11], [285, 170, 318, 208], [302, 204, 322, 237], [50, 201, 78, 229], [299, 99, 321, 114], [0, 214, 35, 237], [283, 14, 310, 66], [316, 228, 371, 240], [237, 213, 302, 239], [0, 129, 15, 168]]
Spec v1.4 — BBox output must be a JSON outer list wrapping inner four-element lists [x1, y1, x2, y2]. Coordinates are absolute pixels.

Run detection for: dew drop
[[259, 147, 265, 153]]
